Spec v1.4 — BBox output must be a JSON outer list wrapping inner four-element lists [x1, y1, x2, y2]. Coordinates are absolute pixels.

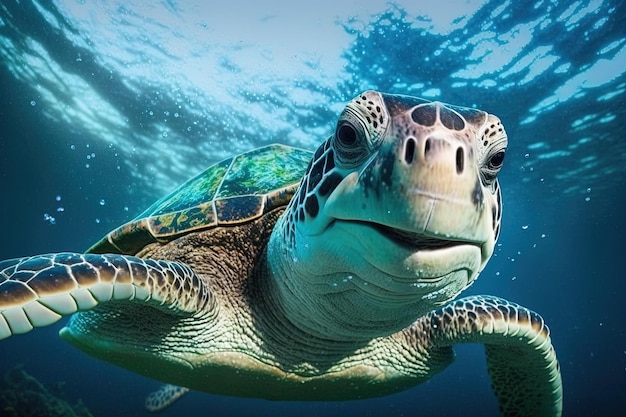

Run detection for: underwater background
[[0, 0, 624, 416]]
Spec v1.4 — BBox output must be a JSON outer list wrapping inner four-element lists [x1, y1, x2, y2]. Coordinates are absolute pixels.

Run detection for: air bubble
[[522, 225, 529, 230], [56, 195, 62, 201], [99, 199, 106, 206], [30, 100, 36, 106], [43, 213, 56, 224], [95, 218, 100, 224]]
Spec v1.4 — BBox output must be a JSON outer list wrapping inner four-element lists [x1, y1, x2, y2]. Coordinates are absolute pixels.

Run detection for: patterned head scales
[[284, 91, 506, 250]]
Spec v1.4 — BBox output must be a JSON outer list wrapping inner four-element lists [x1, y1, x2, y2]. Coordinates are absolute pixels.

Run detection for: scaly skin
[[0, 91, 561, 416], [269, 91, 504, 341]]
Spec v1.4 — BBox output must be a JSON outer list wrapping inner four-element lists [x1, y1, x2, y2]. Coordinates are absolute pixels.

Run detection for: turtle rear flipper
[[145, 384, 190, 412], [0, 253, 213, 339], [404, 295, 562, 417]]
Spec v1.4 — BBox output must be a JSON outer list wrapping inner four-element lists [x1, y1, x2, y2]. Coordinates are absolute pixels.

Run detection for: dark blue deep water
[[1, 1, 625, 416]]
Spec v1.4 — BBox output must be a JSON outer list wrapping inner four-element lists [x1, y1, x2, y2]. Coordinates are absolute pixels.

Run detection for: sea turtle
[[0, 91, 562, 416]]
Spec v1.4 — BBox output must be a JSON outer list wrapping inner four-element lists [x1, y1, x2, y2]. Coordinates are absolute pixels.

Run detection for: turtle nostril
[[424, 138, 432, 157], [456, 147, 464, 174], [404, 138, 416, 164]]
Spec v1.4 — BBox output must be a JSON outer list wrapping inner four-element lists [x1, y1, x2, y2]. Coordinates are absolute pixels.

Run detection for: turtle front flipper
[[145, 384, 190, 412], [0, 253, 213, 340], [404, 295, 562, 417]]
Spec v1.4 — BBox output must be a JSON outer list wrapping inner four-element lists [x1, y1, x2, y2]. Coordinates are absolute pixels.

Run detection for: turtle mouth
[[367, 222, 472, 251]]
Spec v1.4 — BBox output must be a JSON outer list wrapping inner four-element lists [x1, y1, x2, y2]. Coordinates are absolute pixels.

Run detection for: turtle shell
[[88, 144, 313, 255]]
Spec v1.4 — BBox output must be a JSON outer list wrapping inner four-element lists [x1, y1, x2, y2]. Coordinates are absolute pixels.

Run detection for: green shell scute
[[88, 144, 313, 255], [217, 144, 310, 198], [145, 158, 231, 217]]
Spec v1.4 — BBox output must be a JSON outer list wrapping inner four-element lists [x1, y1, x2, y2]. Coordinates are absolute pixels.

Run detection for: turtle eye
[[333, 119, 369, 167], [481, 149, 506, 189], [478, 116, 507, 190], [488, 150, 505, 169], [336, 123, 358, 147]]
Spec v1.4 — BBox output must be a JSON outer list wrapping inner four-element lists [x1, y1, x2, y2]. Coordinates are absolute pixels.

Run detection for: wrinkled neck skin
[[266, 213, 488, 342]]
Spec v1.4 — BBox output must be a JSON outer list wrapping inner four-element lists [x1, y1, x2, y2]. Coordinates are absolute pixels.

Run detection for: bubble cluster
[[54, 195, 64, 212]]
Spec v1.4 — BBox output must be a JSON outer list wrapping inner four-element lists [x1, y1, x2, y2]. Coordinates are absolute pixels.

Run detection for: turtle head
[[272, 91, 506, 337]]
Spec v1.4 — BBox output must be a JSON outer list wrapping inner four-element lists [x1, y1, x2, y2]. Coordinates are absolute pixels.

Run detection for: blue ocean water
[[0, 0, 624, 416]]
